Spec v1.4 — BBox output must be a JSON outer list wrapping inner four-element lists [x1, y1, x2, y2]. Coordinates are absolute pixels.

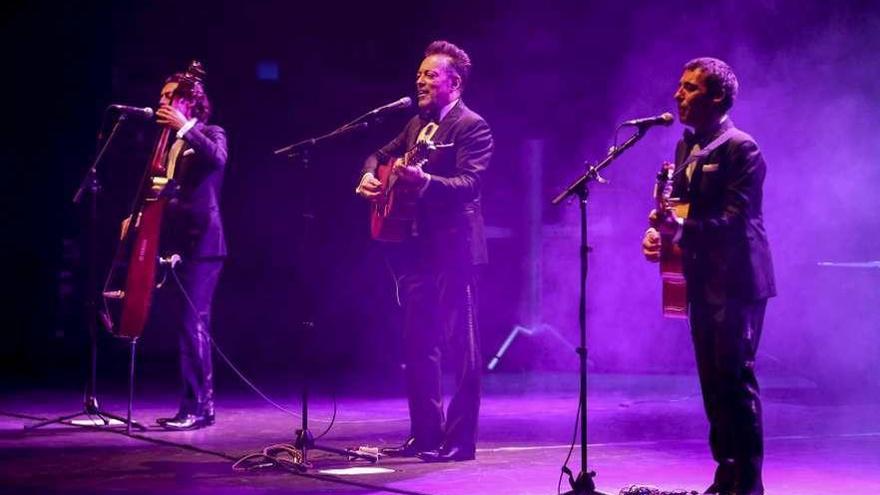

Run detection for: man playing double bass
[[125, 67, 228, 431], [356, 40, 493, 462], [642, 58, 775, 495]]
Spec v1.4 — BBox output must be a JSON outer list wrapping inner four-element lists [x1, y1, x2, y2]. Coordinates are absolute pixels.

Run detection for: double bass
[[102, 61, 206, 338]]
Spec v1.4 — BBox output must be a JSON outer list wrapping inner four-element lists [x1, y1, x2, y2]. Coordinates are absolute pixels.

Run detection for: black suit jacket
[[163, 122, 228, 260], [363, 101, 493, 265], [672, 119, 776, 303]]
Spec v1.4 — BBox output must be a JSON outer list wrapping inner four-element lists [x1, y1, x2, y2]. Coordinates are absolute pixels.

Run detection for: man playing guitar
[[356, 40, 493, 463], [642, 58, 775, 495]]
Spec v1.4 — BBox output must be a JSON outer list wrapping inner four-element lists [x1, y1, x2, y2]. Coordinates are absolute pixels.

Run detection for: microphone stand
[[28, 114, 144, 432], [551, 128, 649, 495], [269, 113, 388, 467]]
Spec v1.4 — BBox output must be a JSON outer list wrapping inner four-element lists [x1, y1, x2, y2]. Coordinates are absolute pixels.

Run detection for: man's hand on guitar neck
[[648, 208, 684, 237], [643, 209, 662, 262], [642, 208, 684, 262], [356, 173, 384, 201], [393, 158, 431, 192], [642, 228, 661, 262], [657, 210, 684, 241]]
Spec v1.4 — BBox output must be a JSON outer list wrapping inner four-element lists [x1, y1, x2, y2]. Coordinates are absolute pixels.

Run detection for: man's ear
[[181, 99, 196, 117], [451, 74, 463, 91], [711, 89, 726, 107]]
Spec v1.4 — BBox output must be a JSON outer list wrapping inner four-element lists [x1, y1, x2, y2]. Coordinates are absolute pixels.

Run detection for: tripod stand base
[[294, 428, 379, 465], [562, 470, 610, 495], [25, 339, 145, 434], [25, 396, 146, 432]]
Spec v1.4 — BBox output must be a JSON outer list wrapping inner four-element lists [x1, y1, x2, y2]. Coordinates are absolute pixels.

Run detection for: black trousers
[[390, 247, 482, 450], [171, 258, 223, 415], [689, 297, 767, 491]]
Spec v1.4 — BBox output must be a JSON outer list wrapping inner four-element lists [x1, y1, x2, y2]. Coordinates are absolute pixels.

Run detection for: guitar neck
[[403, 149, 418, 166], [402, 144, 427, 168]]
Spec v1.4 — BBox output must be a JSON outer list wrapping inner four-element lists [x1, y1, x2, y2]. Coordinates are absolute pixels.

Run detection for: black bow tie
[[683, 128, 699, 148], [419, 111, 439, 124]]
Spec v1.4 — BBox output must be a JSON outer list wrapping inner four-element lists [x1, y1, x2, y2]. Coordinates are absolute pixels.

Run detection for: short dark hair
[[424, 40, 472, 90], [684, 57, 738, 113], [164, 72, 212, 122]]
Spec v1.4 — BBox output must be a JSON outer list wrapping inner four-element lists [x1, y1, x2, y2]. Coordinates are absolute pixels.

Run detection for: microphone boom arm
[[273, 98, 411, 156], [552, 127, 647, 205], [273, 121, 368, 156]]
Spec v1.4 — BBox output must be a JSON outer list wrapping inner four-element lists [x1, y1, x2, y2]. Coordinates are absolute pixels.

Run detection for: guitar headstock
[[406, 139, 453, 168], [656, 161, 675, 180], [655, 161, 676, 203], [414, 138, 453, 153]]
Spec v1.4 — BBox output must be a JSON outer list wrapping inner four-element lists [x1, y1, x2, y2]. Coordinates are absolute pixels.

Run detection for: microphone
[[108, 104, 154, 119], [367, 96, 413, 115], [622, 112, 674, 128]]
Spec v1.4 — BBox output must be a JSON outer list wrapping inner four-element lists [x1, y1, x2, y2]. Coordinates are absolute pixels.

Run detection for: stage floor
[[2, 373, 878, 494]]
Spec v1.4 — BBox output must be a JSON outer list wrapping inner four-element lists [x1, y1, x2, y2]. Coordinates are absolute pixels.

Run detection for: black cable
[[0, 411, 46, 421], [5, 410, 420, 495], [313, 394, 337, 440], [168, 266, 335, 426], [558, 394, 582, 494]]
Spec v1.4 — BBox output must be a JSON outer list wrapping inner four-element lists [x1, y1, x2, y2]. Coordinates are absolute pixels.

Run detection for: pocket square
[[183, 149, 195, 157], [702, 163, 719, 172]]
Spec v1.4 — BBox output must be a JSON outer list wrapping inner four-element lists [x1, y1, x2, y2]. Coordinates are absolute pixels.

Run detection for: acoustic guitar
[[370, 138, 448, 241], [655, 161, 689, 318]]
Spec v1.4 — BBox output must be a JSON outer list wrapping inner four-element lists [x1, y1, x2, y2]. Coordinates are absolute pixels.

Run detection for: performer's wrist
[[176, 118, 198, 139]]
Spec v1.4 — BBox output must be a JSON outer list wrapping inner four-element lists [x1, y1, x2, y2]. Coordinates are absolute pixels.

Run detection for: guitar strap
[[676, 127, 737, 180]]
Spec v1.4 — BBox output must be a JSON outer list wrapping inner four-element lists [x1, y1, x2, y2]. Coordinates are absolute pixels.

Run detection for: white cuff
[[176, 118, 198, 139]]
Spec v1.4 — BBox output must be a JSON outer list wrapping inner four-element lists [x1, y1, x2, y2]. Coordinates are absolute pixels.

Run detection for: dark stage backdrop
[[4, 0, 879, 395]]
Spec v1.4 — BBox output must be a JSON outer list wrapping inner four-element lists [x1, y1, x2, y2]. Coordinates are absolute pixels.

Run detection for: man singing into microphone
[[356, 40, 493, 462], [641, 58, 775, 494], [136, 66, 228, 431]]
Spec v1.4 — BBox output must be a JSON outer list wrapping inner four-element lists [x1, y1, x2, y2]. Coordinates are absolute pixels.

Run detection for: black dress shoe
[[156, 411, 188, 426], [704, 484, 733, 494], [380, 437, 437, 458], [705, 460, 736, 493], [734, 463, 764, 495], [161, 411, 215, 431], [417, 444, 476, 463], [733, 486, 764, 495]]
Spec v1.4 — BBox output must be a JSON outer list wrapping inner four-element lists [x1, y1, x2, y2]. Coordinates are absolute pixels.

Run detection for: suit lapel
[[433, 100, 465, 143]]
